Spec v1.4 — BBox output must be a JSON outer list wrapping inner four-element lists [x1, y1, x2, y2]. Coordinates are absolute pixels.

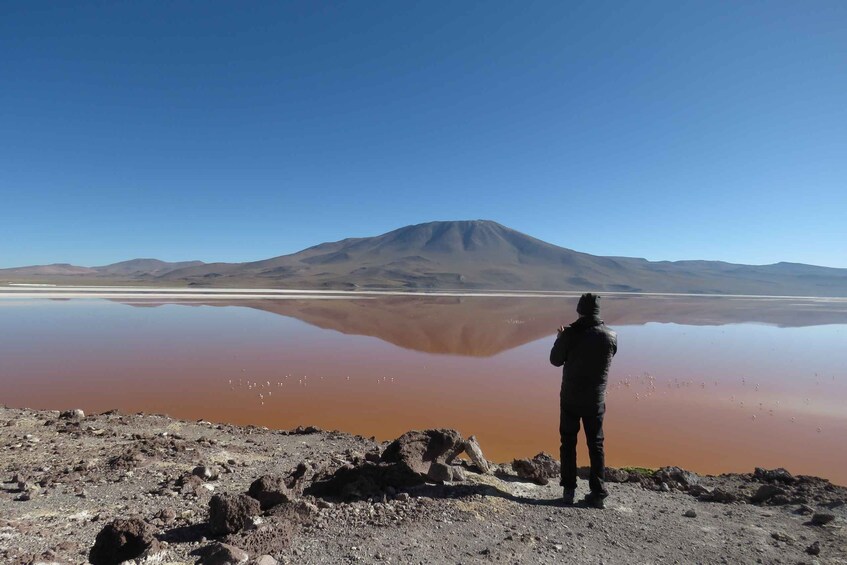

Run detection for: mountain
[[3, 220, 847, 296], [0, 259, 205, 280]]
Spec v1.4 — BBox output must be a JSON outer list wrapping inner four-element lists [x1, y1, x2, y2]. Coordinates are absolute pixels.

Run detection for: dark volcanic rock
[[688, 484, 711, 497], [380, 429, 466, 482], [654, 466, 699, 490], [230, 521, 297, 555], [248, 475, 293, 510], [287, 425, 322, 435], [88, 518, 160, 565], [751, 484, 786, 504], [209, 493, 260, 536], [806, 541, 821, 556], [754, 467, 795, 484], [178, 473, 205, 495], [811, 512, 835, 526], [306, 429, 470, 499], [306, 461, 423, 500], [285, 461, 323, 494], [511, 453, 561, 486], [701, 487, 738, 504]]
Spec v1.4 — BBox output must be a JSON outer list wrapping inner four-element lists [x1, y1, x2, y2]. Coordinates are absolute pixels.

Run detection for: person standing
[[550, 293, 617, 507]]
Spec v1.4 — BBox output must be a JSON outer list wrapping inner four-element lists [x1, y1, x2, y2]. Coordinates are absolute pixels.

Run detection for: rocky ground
[[1, 407, 845, 565]]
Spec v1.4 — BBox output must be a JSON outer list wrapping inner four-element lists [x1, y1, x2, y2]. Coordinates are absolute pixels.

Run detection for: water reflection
[[113, 294, 847, 356], [1, 295, 845, 484]]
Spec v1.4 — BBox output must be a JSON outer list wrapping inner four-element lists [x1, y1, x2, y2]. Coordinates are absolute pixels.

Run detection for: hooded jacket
[[550, 315, 618, 407]]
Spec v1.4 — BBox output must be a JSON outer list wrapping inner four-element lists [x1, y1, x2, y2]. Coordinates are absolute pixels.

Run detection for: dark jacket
[[550, 316, 617, 407]]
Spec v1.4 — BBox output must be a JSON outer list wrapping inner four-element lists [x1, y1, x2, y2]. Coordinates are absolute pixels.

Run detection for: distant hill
[[3, 220, 847, 296], [93, 258, 205, 277]]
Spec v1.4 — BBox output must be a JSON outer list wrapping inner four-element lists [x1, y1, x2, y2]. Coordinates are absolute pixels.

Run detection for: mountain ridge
[[3, 220, 847, 296]]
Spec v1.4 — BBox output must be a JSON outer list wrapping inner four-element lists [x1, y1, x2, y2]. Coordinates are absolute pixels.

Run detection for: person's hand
[[557, 325, 566, 338]]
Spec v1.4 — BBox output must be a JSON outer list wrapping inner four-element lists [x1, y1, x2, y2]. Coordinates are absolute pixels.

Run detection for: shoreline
[[1, 406, 844, 564], [4, 284, 847, 301]]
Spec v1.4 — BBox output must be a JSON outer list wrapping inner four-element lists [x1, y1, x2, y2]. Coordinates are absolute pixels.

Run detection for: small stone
[[660, 482, 670, 492], [770, 531, 794, 542], [796, 504, 815, 515], [806, 540, 821, 556], [253, 556, 279, 565], [198, 542, 249, 565], [193, 465, 220, 481], [59, 409, 85, 420], [683, 509, 697, 518], [156, 508, 177, 525]]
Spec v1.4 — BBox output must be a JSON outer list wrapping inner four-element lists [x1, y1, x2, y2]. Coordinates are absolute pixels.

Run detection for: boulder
[[703, 487, 738, 504], [306, 461, 423, 500], [463, 436, 491, 474], [88, 518, 160, 565], [688, 484, 712, 498], [754, 467, 795, 484], [196, 542, 249, 565], [427, 462, 465, 483], [511, 453, 561, 485], [751, 484, 786, 504], [248, 475, 293, 510], [380, 429, 466, 482], [288, 425, 322, 435], [654, 466, 699, 490], [59, 409, 85, 420], [208, 493, 260, 536]]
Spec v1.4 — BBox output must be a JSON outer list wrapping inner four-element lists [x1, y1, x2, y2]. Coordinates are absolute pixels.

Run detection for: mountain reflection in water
[[115, 294, 847, 356]]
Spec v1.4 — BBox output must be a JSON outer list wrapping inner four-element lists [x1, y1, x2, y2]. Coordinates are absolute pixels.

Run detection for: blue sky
[[1, 1, 845, 268]]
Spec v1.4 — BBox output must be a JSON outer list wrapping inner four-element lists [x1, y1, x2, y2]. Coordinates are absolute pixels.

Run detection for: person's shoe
[[562, 488, 575, 505], [582, 492, 607, 509]]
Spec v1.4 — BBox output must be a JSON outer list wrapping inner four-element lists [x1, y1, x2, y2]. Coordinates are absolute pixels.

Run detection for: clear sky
[[1, 1, 845, 268]]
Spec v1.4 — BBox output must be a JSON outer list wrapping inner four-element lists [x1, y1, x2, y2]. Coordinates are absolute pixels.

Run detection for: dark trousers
[[560, 402, 607, 496]]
